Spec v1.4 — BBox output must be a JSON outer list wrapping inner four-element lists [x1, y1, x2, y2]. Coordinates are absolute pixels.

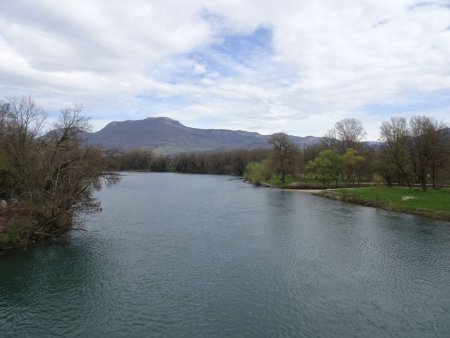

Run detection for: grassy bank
[[263, 176, 322, 189], [315, 187, 450, 222], [258, 175, 370, 190]]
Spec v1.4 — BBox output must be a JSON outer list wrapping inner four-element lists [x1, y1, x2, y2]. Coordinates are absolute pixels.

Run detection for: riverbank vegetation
[[0, 97, 118, 250], [103, 115, 449, 196], [244, 117, 450, 191], [242, 116, 450, 220], [104, 147, 271, 176], [315, 187, 450, 222]]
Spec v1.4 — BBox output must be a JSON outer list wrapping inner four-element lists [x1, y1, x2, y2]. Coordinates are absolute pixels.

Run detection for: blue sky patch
[[151, 27, 274, 82]]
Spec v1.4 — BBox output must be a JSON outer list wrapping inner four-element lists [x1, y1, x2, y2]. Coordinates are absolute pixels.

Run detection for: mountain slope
[[83, 117, 321, 154]]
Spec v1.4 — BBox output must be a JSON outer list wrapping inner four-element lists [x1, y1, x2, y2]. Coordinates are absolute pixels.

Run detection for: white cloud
[[0, 0, 449, 140]]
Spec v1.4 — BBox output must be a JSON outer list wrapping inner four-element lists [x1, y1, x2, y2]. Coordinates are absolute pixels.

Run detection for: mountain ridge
[[82, 117, 321, 154]]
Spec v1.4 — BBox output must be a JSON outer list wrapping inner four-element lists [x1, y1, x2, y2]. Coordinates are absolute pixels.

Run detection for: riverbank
[[314, 187, 450, 222], [0, 214, 31, 251], [259, 182, 325, 190]]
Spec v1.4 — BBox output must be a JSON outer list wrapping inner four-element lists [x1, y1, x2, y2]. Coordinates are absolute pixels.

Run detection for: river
[[1, 173, 450, 337]]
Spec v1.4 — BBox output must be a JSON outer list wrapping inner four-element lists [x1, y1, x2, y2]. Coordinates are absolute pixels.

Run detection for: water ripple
[[1, 173, 450, 337]]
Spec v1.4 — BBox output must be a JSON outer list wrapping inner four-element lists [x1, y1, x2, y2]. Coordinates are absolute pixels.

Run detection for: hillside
[[83, 117, 321, 154]]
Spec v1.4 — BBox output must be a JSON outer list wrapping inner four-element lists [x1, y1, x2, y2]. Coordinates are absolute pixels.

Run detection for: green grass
[[264, 175, 358, 188], [328, 186, 450, 219], [265, 175, 299, 186], [265, 175, 328, 188]]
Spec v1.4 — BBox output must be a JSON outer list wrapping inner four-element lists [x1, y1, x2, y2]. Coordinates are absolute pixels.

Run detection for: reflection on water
[[1, 173, 450, 337]]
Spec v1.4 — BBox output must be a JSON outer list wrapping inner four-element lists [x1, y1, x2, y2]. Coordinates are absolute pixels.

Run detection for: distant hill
[[81, 117, 321, 154]]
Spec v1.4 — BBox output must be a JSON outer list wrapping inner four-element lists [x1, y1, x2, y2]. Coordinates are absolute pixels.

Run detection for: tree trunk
[[432, 163, 437, 189], [420, 175, 427, 192], [403, 173, 412, 189], [386, 177, 392, 188]]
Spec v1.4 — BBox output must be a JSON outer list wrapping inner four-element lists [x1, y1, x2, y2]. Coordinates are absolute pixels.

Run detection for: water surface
[[1, 173, 450, 337]]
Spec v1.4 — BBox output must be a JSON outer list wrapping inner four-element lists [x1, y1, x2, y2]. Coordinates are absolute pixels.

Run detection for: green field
[[263, 175, 333, 189], [263, 175, 369, 189], [319, 187, 450, 221], [265, 175, 302, 186]]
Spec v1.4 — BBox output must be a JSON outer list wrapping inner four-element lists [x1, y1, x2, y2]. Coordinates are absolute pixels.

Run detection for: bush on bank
[[0, 96, 118, 250]]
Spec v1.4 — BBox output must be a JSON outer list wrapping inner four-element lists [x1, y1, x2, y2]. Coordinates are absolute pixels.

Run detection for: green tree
[[244, 159, 271, 185], [342, 148, 365, 185], [305, 149, 342, 187]]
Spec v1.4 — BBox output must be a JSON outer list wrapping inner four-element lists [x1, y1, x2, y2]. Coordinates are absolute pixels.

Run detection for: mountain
[[82, 117, 321, 154]]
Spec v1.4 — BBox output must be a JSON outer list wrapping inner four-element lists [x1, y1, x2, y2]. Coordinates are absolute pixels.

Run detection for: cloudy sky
[[1, 0, 449, 140]]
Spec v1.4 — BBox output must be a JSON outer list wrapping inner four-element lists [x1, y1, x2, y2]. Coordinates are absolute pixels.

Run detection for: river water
[[1, 173, 450, 337]]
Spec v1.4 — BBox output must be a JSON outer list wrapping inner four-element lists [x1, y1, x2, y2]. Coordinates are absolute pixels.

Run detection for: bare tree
[[322, 128, 339, 150], [55, 104, 91, 143], [0, 96, 118, 247], [408, 116, 446, 191], [380, 117, 412, 188], [0, 96, 47, 200], [0, 102, 8, 138], [268, 132, 298, 183], [38, 104, 118, 233], [429, 125, 449, 188], [4, 96, 46, 139], [326, 118, 366, 152]]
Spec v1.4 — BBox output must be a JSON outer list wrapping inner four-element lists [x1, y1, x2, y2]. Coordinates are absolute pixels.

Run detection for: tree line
[[103, 147, 271, 176], [245, 117, 450, 191], [102, 116, 449, 191]]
